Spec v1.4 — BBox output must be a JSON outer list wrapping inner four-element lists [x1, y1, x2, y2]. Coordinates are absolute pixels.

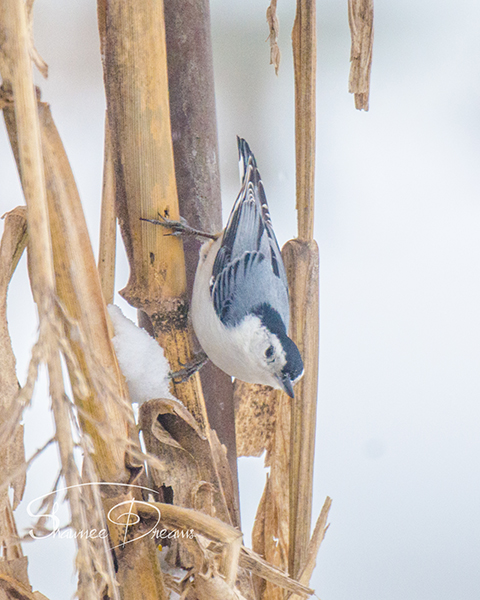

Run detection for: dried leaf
[[348, 0, 374, 110], [252, 391, 290, 600], [0, 208, 28, 507], [98, 113, 116, 305], [35, 100, 133, 479], [266, 0, 280, 74], [240, 547, 313, 598], [139, 399, 207, 510], [139, 399, 236, 527], [287, 496, 331, 600], [25, 0, 48, 78]]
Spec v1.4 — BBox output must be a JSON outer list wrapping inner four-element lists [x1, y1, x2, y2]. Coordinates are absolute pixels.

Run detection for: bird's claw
[[140, 214, 188, 236], [141, 214, 219, 241], [169, 351, 209, 384]]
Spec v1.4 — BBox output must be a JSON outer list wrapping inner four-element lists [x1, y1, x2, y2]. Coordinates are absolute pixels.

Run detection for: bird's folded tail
[[237, 136, 257, 183]]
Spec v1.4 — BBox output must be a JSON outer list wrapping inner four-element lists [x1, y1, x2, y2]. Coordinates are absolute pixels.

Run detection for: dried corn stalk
[[237, 2, 331, 598], [348, 0, 374, 110], [163, 0, 239, 510]]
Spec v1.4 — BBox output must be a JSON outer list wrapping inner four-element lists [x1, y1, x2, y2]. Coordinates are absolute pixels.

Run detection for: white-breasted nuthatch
[[144, 138, 304, 397]]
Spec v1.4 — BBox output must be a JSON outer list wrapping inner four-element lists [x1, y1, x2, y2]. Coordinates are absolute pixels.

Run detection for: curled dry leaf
[[139, 398, 207, 509], [266, 0, 280, 74], [139, 399, 234, 524]]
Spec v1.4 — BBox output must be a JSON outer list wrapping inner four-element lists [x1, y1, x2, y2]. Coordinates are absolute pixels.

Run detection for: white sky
[[1, 1, 480, 599]]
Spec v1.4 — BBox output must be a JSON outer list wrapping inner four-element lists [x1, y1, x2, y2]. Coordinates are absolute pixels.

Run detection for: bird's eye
[[265, 345, 274, 359]]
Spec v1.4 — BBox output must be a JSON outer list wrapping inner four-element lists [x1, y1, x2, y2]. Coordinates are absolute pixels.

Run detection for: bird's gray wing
[[210, 139, 289, 326], [212, 251, 265, 323]]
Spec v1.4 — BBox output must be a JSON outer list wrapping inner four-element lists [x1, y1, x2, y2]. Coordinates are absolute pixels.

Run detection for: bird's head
[[249, 304, 304, 397]]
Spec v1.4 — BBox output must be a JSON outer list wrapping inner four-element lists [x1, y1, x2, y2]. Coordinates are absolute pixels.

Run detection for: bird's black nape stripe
[[252, 303, 287, 338]]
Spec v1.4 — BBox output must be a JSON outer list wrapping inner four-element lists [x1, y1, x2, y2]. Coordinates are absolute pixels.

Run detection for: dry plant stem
[[286, 496, 331, 600], [0, 438, 54, 502], [163, 0, 239, 518], [292, 0, 316, 242], [289, 0, 319, 581], [98, 112, 117, 305], [102, 0, 187, 303], [234, 382, 277, 458], [348, 0, 374, 111], [101, 0, 236, 527], [283, 240, 319, 578]]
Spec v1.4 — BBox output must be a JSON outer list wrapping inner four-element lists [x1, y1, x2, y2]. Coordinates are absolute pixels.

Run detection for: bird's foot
[[169, 350, 209, 384], [141, 214, 219, 241]]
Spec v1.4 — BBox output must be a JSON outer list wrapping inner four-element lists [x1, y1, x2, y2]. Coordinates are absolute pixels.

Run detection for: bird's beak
[[279, 375, 295, 399]]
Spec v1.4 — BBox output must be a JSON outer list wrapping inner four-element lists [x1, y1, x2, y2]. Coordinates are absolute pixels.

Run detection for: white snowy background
[[1, 0, 480, 598]]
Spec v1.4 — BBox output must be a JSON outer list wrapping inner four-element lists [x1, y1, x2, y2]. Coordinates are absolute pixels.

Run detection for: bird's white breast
[[191, 237, 280, 387]]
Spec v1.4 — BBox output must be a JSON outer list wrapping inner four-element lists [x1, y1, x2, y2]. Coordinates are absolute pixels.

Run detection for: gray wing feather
[[211, 139, 289, 327]]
